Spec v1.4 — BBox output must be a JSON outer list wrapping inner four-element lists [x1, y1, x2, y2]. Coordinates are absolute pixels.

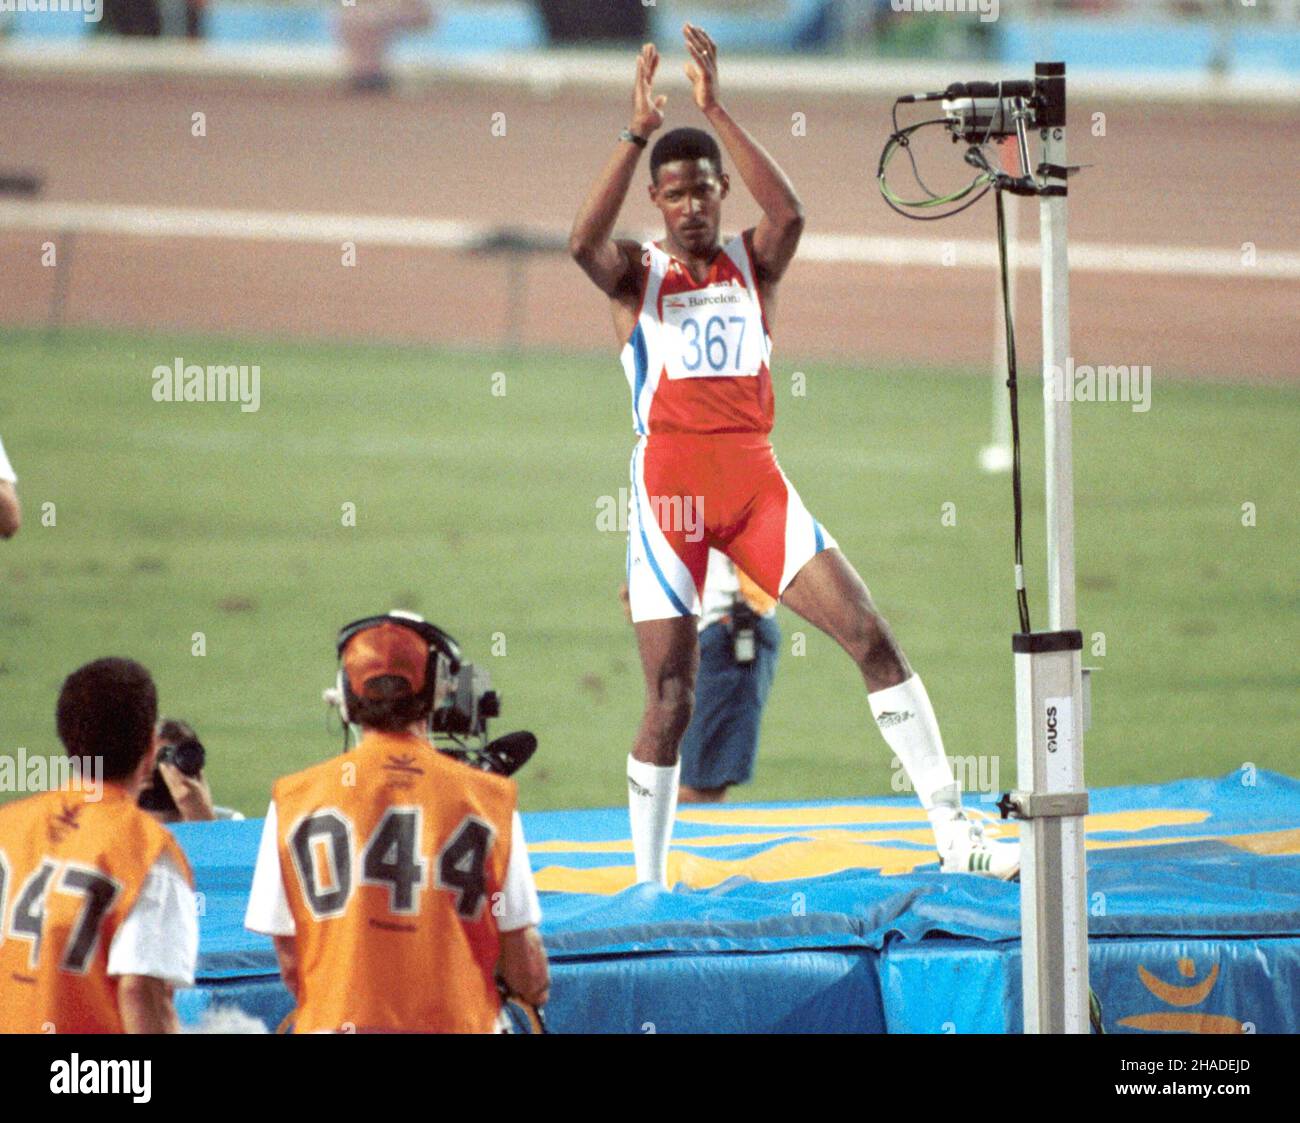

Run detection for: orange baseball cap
[[341, 621, 430, 697]]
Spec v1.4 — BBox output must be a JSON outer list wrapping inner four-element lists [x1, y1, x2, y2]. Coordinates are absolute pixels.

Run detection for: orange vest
[[271, 731, 517, 1033], [0, 784, 194, 1034]]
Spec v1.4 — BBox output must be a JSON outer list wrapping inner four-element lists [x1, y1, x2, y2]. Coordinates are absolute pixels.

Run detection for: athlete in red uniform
[[570, 24, 1019, 885]]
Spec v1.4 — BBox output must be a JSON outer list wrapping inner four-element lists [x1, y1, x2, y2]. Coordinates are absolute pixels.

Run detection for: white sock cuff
[[627, 755, 681, 790], [868, 674, 930, 720]]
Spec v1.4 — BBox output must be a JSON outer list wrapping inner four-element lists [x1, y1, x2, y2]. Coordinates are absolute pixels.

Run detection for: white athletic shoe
[[936, 813, 1020, 880]]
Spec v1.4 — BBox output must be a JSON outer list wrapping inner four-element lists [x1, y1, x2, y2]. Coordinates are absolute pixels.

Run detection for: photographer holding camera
[[244, 611, 548, 1033], [138, 718, 244, 824]]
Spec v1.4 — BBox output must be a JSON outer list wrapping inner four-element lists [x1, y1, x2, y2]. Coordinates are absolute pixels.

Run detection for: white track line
[[2, 200, 1298, 281], [798, 232, 1300, 280], [0, 201, 479, 250]]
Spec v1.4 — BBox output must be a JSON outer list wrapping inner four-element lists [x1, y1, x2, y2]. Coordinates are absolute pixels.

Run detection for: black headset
[[334, 610, 461, 725]]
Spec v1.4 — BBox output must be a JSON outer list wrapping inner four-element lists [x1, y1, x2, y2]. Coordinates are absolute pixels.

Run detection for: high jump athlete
[[569, 24, 1019, 886]]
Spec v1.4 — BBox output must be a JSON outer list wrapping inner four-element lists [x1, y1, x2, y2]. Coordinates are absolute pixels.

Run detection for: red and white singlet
[[622, 229, 836, 622]]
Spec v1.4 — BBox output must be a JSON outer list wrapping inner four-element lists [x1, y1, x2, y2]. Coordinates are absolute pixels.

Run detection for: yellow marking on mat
[[679, 806, 1208, 832], [1117, 1013, 1246, 1034], [1138, 963, 1219, 1007], [529, 839, 630, 855], [531, 808, 1210, 858], [671, 839, 941, 884], [534, 864, 639, 895], [1083, 827, 1300, 855], [528, 808, 1293, 895], [1084, 809, 1209, 832], [676, 805, 932, 827], [529, 826, 967, 854], [1085, 834, 1220, 851], [534, 838, 944, 893], [1222, 827, 1300, 856], [1113, 956, 1250, 1034]]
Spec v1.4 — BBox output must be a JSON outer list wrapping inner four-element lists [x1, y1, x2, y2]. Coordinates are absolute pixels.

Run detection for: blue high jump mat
[[174, 770, 1300, 1033]]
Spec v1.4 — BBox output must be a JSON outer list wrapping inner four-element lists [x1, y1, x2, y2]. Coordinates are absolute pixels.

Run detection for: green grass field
[[1, 327, 1295, 814]]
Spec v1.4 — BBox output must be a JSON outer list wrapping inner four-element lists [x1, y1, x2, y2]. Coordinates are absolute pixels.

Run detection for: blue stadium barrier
[[998, 19, 1300, 72]]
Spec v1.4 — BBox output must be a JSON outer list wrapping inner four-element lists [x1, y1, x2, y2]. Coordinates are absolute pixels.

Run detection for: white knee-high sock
[[868, 675, 962, 824], [628, 755, 680, 887]]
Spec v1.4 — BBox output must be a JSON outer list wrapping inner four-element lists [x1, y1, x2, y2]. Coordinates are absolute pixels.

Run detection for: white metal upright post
[[885, 61, 1093, 1034], [1013, 61, 1090, 1035], [1041, 146, 1076, 632]]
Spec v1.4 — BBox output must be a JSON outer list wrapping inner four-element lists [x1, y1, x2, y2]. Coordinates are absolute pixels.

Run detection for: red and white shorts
[[626, 432, 836, 623]]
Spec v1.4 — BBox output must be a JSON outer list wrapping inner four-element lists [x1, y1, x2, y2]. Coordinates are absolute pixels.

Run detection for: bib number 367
[[663, 284, 758, 380], [681, 315, 746, 374]]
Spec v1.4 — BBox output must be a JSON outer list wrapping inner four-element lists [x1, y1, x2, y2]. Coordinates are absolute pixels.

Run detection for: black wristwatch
[[619, 128, 648, 149]]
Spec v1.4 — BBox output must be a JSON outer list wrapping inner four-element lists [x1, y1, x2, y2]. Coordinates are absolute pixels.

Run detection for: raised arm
[[683, 23, 805, 284], [569, 43, 667, 295]]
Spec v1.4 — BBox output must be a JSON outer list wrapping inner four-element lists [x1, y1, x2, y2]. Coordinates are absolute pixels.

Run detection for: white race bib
[[661, 284, 761, 380]]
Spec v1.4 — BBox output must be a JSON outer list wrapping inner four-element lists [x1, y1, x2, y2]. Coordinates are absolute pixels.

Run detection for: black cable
[[879, 180, 994, 223], [995, 187, 1032, 634], [877, 99, 1037, 632], [892, 100, 945, 199], [878, 110, 994, 222]]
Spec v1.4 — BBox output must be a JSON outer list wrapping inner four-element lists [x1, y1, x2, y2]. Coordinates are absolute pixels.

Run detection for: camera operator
[[621, 549, 780, 803], [138, 718, 244, 824], [244, 611, 548, 1033]]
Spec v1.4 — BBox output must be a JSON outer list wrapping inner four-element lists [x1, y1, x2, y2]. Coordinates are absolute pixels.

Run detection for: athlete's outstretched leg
[[628, 616, 698, 886], [780, 548, 959, 803], [777, 547, 910, 691], [781, 548, 1019, 877]]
